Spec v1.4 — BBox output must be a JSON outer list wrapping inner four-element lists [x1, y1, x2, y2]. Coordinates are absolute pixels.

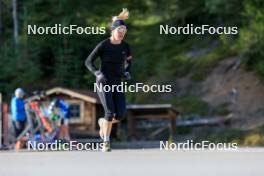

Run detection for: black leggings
[[96, 81, 127, 121], [13, 121, 26, 138]]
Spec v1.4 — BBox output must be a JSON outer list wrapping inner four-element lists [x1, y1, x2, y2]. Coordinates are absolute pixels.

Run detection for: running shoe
[[101, 141, 111, 152]]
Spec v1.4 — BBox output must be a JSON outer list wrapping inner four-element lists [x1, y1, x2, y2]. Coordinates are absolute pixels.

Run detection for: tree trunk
[[0, 0, 2, 34], [12, 0, 18, 45]]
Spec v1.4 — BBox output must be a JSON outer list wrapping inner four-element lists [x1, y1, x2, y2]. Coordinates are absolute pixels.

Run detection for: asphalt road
[[0, 148, 264, 176]]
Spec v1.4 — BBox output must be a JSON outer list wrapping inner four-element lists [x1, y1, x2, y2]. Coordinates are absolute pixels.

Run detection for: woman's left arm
[[124, 43, 132, 73]]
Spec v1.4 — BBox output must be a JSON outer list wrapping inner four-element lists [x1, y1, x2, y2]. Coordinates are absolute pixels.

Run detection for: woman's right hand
[[95, 71, 107, 84]]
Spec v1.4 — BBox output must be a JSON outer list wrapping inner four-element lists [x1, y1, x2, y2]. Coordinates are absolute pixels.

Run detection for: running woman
[[85, 8, 132, 152]]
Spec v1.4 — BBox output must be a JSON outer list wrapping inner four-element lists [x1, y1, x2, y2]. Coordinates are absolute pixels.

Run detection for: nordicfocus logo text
[[27, 24, 106, 35], [94, 82, 172, 93], [28, 140, 103, 151], [160, 140, 238, 151], [160, 24, 238, 35]]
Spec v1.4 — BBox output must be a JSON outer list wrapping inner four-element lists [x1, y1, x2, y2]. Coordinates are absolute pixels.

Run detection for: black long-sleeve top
[[85, 38, 132, 81]]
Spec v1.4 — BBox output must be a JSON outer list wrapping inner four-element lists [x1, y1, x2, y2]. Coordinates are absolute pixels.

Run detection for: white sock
[[104, 136, 110, 142]]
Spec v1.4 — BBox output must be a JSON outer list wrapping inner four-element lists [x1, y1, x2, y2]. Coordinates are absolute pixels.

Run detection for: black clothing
[[85, 38, 132, 121], [13, 121, 26, 138], [85, 38, 132, 81], [96, 81, 126, 121], [111, 20, 126, 30]]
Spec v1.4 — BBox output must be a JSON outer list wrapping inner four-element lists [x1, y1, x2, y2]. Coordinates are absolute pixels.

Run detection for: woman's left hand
[[124, 72, 131, 80]]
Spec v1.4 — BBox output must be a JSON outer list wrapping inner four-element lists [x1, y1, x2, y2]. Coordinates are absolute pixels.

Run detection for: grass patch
[[195, 125, 264, 146], [214, 103, 230, 116], [194, 128, 245, 144]]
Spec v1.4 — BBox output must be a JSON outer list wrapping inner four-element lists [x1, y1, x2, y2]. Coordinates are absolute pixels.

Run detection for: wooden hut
[[28, 87, 103, 136]]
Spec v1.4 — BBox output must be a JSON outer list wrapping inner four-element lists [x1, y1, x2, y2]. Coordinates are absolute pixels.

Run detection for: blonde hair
[[112, 8, 129, 22]]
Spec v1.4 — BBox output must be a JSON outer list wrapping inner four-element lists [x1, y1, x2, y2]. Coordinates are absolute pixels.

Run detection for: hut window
[[69, 104, 81, 119]]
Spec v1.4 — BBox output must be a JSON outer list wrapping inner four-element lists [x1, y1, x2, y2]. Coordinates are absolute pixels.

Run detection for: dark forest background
[[1, 0, 264, 144], [0, 0, 263, 96]]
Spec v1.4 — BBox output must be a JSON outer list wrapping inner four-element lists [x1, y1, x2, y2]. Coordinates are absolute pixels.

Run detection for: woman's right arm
[[85, 43, 102, 76]]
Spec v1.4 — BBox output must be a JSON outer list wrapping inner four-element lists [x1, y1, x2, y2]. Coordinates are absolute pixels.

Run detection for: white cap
[[15, 88, 25, 97]]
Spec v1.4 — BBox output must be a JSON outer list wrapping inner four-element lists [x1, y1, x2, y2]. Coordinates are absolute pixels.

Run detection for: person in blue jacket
[[11, 88, 27, 149]]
